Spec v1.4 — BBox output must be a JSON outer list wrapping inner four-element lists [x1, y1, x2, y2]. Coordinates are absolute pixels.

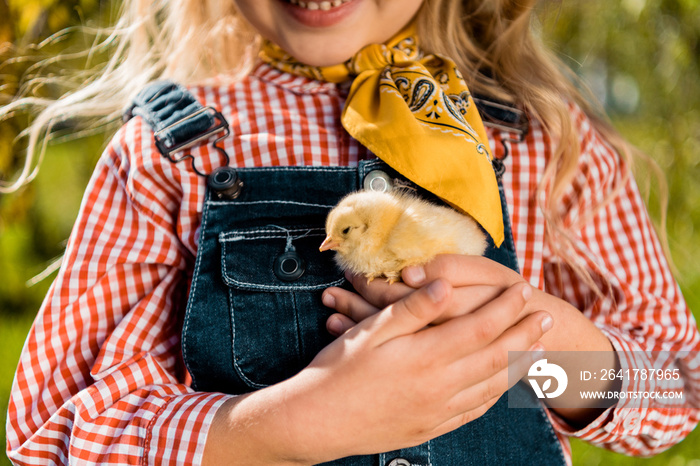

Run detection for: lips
[[280, 0, 360, 28]]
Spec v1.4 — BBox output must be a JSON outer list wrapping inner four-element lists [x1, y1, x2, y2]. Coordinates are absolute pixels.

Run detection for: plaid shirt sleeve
[[541, 106, 700, 456], [5, 121, 232, 465]]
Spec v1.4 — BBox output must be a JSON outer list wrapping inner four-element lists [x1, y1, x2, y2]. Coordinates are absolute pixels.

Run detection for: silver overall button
[[363, 169, 393, 192], [273, 251, 306, 282], [207, 166, 243, 199], [386, 459, 412, 466]]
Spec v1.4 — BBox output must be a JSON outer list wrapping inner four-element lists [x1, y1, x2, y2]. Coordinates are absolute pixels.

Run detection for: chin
[[283, 41, 361, 66]]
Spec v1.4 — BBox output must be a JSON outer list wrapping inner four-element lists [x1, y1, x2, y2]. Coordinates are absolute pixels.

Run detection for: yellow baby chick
[[319, 190, 487, 283]]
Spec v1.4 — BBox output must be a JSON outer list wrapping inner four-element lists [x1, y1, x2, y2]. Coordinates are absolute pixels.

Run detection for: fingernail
[[530, 343, 545, 362], [327, 316, 344, 336], [404, 266, 426, 284], [541, 315, 553, 332], [322, 292, 336, 308], [426, 280, 447, 303], [521, 284, 532, 301]]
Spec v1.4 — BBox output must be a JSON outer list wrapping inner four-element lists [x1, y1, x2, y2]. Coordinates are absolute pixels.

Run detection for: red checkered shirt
[[7, 63, 700, 465]]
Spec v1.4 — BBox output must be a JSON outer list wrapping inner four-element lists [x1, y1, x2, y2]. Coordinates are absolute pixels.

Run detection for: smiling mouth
[[285, 0, 354, 10]]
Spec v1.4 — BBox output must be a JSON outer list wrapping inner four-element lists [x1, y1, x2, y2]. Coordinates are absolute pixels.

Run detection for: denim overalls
[[128, 82, 566, 466]]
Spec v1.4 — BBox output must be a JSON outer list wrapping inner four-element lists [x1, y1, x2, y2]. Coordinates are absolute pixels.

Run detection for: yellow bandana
[[259, 26, 504, 246]]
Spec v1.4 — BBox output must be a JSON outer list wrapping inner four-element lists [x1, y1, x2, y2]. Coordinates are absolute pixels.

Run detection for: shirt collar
[[250, 61, 348, 96]]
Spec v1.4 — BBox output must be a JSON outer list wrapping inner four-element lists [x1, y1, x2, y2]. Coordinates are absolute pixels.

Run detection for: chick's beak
[[319, 235, 339, 252]]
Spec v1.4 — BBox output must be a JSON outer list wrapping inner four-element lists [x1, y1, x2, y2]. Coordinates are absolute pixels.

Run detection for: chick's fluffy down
[[322, 190, 487, 283]]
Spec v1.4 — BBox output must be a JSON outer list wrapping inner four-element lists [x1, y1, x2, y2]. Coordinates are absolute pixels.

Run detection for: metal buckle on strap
[[153, 106, 231, 177], [154, 106, 229, 161]]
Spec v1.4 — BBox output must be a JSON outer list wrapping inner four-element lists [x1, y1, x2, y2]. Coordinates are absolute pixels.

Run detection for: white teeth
[[290, 0, 349, 10]]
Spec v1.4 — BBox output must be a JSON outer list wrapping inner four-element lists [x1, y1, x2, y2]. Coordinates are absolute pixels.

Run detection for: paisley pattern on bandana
[[259, 24, 505, 246]]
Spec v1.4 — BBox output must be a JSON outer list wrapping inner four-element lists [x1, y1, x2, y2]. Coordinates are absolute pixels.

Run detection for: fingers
[[428, 285, 501, 325], [345, 271, 413, 309], [428, 324, 548, 437], [342, 274, 500, 323], [366, 279, 453, 343], [421, 283, 535, 360], [323, 282, 501, 337], [326, 313, 357, 337], [437, 346, 544, 433], [402, 254, 521, 289], [322, 287, 380, 323], [429, 391, 501, 440], [452, 311, 550, 389]]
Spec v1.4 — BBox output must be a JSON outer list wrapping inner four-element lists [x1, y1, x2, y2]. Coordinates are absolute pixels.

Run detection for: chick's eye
[[342, 227, 351, 235]]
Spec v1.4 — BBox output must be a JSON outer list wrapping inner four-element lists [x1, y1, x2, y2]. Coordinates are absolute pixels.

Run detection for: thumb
[[367, 279, 452, 343]]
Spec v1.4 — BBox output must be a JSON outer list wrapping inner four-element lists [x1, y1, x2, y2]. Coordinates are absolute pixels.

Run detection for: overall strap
[[122, 81, 233, 178], [473, 96, 529, 179]]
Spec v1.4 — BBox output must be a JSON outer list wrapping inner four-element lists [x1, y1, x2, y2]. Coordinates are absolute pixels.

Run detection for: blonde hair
[[1, 0, 665, 290]]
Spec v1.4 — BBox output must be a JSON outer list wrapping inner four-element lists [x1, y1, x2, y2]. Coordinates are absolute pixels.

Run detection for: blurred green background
[[1, 0, 699, 464]]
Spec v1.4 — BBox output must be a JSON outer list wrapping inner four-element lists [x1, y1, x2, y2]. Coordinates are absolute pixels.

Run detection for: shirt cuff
[[144, 391, 233, 465], [545, 325, 653, 443]]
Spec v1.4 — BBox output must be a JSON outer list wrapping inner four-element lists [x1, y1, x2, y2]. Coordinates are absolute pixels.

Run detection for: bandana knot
[[347, 38, 419, 76]]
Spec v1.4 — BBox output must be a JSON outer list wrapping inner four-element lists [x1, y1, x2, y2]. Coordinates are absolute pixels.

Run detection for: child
[[5, 0, 699, 465]]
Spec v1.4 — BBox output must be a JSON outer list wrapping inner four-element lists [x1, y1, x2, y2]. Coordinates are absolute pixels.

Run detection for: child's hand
[[323, 255, 524, 335], [329, 254, 613, 352], [325, 254, 609, 353], [207, 273, 551, 465], [321, 254, 622, 429], [275, 279, 550, 463]]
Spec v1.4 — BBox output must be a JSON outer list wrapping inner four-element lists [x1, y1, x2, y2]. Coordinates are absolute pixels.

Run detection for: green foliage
[[1, 1, 700, 464], [0, 135, 104, 314], [0, 313, 34, 466], [543, 0, 700, 316], [544, 1, 700, 463], [2, 0, 102, 43]]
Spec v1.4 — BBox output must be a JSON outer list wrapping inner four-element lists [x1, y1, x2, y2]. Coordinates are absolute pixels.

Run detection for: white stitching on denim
[[209, 200, 334, 208], [291, 292, 304, 360], [236, 166, 356, 173], [220, 227, 325, 242], [251, 166, 344, 172], [221, 234, 324, 242], [181, 195, 211, 389], [228, 287, 268, 389], [223, 274, 345, 291], [220, 240, 344, 290], [359, 159, 384, 177], [225, 235, 320, 241], [236, 166, 355, 173]]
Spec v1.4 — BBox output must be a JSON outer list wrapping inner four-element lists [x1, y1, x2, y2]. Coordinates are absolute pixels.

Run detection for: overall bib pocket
[[219, 223, 344, 388], [182, 167, 359, 395]]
